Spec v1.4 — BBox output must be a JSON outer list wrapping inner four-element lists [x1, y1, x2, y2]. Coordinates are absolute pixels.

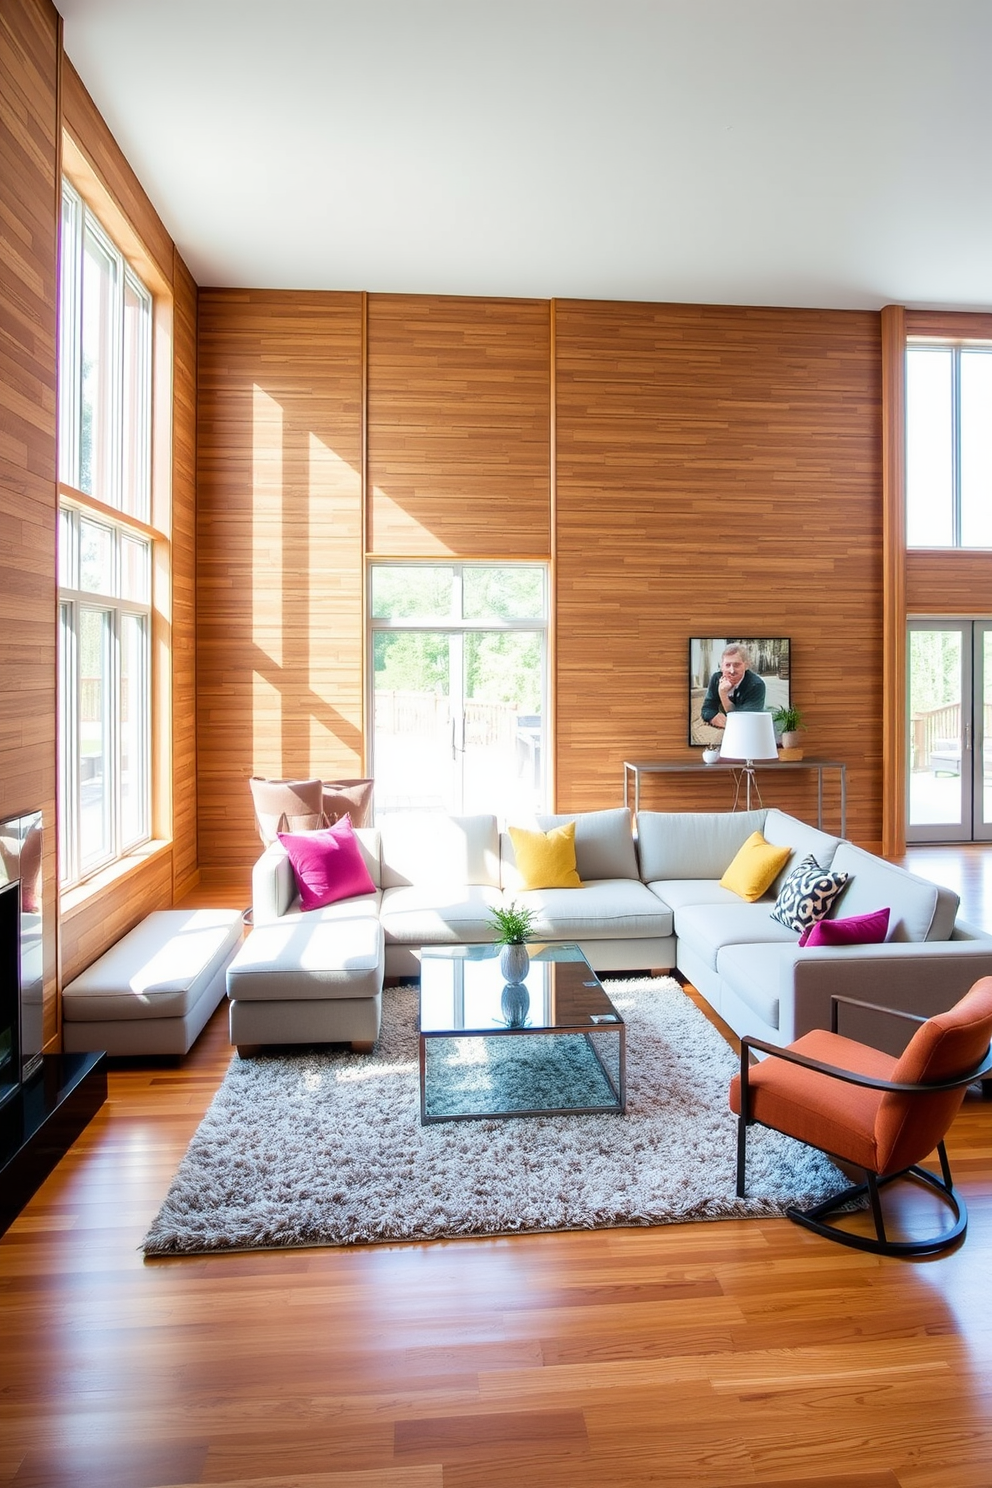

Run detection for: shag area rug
[[143, 978, 847, 1256]]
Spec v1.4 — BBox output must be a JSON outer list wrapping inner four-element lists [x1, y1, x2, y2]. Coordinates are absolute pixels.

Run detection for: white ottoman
[[62, 909, 245, 1056], [226, 916, 384, 1056]]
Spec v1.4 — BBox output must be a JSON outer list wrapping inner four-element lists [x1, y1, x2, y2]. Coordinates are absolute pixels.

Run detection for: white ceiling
[[57, 0, 992, 311]]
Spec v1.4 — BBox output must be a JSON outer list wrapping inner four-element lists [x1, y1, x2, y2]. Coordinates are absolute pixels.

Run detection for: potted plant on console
[[488, 901, 536, 984], [773, 704, 806, 760]]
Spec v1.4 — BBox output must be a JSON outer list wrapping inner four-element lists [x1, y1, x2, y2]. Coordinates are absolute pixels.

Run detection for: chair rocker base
[[785, 1160, 968, 1258]]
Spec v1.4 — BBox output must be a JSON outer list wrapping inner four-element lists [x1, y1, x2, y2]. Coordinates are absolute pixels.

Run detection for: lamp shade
[[719, 710, 778, 762]]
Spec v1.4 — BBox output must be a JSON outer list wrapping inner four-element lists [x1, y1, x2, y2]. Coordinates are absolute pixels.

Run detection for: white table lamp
[[719, 710, 779, 810]]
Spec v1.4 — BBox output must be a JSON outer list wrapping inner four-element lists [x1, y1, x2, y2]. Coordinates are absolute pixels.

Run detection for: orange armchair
[[731, 978, 992, 1256]]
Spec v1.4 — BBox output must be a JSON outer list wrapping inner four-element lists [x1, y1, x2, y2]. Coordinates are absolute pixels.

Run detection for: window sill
[[60, 840, 171, 919]]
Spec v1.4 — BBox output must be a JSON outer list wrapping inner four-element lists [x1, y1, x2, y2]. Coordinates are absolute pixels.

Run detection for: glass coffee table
[[418, 942, 626, 1124]]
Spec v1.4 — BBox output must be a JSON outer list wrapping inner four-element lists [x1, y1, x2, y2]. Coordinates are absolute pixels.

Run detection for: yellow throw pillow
[[720, 831, 792, 903], [509, 822, 582, 890]]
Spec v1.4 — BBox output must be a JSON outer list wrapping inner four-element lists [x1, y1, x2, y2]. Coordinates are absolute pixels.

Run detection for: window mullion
[[952, 347, 963, 548]]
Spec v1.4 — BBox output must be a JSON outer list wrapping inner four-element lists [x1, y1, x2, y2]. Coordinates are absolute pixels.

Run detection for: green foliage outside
[[372, 566, 544, 712], [910, 631, 961, 715]]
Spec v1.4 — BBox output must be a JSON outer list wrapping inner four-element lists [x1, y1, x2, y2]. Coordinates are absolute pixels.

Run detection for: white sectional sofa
[[249, 804, 992, 1054]]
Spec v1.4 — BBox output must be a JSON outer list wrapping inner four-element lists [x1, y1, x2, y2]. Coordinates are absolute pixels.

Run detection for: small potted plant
[[773, 705, 806, 755], [487, 900, 536, 983]]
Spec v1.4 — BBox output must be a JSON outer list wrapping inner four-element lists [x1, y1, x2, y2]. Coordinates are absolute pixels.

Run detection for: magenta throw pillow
[[799, 906, 890, 948], [277, 815, 376, 911]]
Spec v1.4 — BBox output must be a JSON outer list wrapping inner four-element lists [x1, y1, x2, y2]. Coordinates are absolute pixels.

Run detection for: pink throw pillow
[[277, 815, 375, 911], [799, 907, 890, 948]]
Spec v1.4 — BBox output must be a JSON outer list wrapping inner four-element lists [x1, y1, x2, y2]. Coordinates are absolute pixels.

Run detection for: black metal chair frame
[[736, 994, 992, 1257]]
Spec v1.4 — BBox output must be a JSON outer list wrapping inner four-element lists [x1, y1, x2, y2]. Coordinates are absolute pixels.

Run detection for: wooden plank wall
[[196, 291, 365, 867], [0, 0, 60, 1044], [554, 301, 883, 847], [367, 295, 551, 557], [199, 291, 885, 862], [907, 552, 992, 615], [59, 58, 174, 287]]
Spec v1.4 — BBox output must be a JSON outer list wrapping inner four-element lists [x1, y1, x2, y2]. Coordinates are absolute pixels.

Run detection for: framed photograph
[[688, 637, 791, 747]]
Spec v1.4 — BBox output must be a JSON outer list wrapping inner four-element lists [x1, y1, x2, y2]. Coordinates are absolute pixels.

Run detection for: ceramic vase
[[499, 942, 530, 983]]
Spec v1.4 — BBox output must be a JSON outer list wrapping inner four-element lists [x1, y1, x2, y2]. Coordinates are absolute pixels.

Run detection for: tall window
[[58, 180, 153, 886], [906, 343, 992, 548]]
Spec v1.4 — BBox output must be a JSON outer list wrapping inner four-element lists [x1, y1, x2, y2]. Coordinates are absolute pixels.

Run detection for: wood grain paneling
[[196, 290, 365, 867], [368, 295, 551, 557], [0, 0, 60, 1046], [172, 251, 199, 898], [60, 57, 173, 288], [906, 551, 992, 615], [906, 310, 992, 342], [554, 300, 883, 848]]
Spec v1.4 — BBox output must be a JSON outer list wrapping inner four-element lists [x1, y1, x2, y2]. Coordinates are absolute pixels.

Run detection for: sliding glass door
[[370, 564, 548, 819], [907, 619, 992, 842]]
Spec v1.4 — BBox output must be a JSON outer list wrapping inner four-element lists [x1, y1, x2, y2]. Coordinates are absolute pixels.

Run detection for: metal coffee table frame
[[418, 942, 626, 1124]]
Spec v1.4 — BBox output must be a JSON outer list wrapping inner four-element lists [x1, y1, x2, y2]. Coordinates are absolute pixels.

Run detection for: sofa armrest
[[251, 842, 298, 923], [781, 939, 992, 1053]]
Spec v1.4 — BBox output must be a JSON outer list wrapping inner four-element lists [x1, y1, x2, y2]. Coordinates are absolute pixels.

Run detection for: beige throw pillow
[[248, 777, 327, 846]]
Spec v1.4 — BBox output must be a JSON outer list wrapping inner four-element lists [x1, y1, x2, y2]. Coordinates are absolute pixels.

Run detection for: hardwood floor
[[3, 860, 992, 1487]]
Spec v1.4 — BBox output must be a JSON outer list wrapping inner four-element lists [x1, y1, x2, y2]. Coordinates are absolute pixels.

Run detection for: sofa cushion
[[249, 776, 326, 845], [801, 906, 890, 947], [635, 809, 767, 883], [534, 808, 639, 882], [278, 816, 376, 911], [63, 909, 244, 1022], [721, 832, 793, 902], [379, 813, 500, 889], [676, 900, 798, 973], [761, 809, 843, 893], [226, 917, 383, 1002], [829, 842, 959, 942], [322, 778, 374, 828], [515, 880, 674, 941], [644, 880, 742, 913], [769, 855, 851, 933], [508, 821, 582, 889], [379, 884, 504, 944]]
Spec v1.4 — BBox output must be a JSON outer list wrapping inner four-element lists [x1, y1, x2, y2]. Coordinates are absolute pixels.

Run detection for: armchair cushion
[[730, 1028, 894, 1173]]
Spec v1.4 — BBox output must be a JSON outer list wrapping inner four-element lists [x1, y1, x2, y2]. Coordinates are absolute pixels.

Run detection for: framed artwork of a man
[[688, 637, 791, 747]]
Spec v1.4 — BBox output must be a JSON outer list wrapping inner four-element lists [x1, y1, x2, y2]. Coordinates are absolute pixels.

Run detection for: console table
[[623, 758, 847, 837]]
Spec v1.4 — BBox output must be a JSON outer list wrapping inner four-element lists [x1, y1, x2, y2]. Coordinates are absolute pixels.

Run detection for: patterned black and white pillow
[[770, 854, 850, 934]]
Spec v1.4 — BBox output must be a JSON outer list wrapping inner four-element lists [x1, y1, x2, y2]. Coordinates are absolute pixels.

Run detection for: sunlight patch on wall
[[371, 484, 455, 556], [251, 668, 282, 775]]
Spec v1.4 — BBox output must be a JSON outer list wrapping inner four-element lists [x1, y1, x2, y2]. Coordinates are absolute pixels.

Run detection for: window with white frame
[[906, 343, 992, 548], [58, 180, 153, 886]]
